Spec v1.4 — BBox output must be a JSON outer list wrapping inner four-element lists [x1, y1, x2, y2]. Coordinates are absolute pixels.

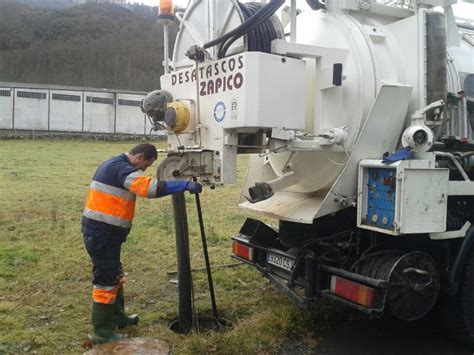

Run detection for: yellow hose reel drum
[[165, 101, 190, 134]]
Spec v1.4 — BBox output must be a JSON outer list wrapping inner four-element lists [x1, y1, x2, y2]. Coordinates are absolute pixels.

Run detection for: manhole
[[168, 314, 233, 334]]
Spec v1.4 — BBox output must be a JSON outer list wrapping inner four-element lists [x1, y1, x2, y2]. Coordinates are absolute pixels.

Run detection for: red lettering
[[215, 78, 223, 93], [207, 80, 215, 95], [238, 55, 244, 69], [200, 82, 206, 96], [206, 65, 213, 78], [234, 72, 243, 89], [229, 58, 235, 71]]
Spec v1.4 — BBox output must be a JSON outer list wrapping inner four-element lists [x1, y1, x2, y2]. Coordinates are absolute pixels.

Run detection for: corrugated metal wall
[[0, 88, 13, 129], [0, 85, 161, 136]]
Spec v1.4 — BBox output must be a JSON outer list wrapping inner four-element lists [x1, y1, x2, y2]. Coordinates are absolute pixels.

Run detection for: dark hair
[[129, 143, 158, 161]]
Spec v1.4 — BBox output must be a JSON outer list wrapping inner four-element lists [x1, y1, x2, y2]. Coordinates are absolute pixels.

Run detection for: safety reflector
[[330, 275, 375, 307], [232, 241, 254, 261]]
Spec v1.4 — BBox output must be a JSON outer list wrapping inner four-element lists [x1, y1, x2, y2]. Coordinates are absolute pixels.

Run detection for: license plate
[[266, 252, 294, 272]]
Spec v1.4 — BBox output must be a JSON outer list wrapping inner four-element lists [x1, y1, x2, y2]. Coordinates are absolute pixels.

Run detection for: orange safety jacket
[[82, 154, 190, 304], [82, 153, 190, 240], [82, 153, 165, 239]]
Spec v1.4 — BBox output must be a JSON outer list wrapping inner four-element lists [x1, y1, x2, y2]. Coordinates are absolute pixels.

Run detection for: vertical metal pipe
[[81, 91, 84, 133], [113, 92, 117, 134], [12, 87, 15, 130], [446, 104, 453, 137], [290, 0, 297, 43], [460, 93, 469, 140], [163, 24, 170, 74], [172, 192, 193, 333], [458, 93, 464, 139], [47, 89, 51, 131]]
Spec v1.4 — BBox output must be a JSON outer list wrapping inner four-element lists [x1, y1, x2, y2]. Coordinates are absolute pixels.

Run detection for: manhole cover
[[84, 337, 169, 355]]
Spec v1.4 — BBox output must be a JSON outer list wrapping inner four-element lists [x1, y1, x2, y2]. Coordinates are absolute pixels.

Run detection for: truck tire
[[443, 248, 474, 347]]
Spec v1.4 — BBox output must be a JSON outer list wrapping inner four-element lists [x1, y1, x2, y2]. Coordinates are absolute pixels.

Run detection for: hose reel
[[185, 0, 285, 62], [356, 251, 440, 321]]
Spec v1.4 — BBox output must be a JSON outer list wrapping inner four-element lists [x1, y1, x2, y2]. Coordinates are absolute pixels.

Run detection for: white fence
[[0, 85, 160, 136]]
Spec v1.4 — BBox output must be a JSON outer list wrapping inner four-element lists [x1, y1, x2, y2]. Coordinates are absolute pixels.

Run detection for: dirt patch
[[84, 337, 169, 355]]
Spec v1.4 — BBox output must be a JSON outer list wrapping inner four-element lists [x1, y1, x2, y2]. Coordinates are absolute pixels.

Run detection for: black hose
[[306, 0, 326, 10], [244, 2, 278, 53], [172, 192, 193, 333], [350, 249, 402, 273], [222, 2, 277, 55], [218, 0, 283, 58], [193, 184, 219, 321], [203, 0, 283, 51], [447, 224, 474, 294]]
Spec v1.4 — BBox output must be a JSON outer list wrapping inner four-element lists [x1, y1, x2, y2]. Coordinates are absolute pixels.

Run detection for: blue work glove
[[382, 147, 412, 164], [187, 181, 202, 194]]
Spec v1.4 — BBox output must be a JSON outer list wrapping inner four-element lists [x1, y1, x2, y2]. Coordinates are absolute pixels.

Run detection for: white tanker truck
[[143, 0, 474, 345]]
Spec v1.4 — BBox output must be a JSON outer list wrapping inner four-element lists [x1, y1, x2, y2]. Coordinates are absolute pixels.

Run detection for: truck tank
[[152, 0, 473, 223], [145, 0, 474, 346]]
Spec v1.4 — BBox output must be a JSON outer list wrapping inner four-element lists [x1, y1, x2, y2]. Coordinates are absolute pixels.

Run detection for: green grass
[[0, 139, 350, 354]]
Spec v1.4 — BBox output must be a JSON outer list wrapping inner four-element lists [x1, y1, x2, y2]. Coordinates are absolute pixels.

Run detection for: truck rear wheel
[[444, 248, 474, 347]]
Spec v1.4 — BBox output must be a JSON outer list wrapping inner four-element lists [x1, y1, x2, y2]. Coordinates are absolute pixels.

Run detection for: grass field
[[0, 139, 350, 354]]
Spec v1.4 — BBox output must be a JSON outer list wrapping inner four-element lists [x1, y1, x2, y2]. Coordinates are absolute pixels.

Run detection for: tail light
[[232, 241, 254, 261], [330, 275, 375, 307]]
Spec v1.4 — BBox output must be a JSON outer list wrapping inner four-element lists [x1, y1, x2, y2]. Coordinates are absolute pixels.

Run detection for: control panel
[[358, 160, 448, 236], [366, 168, 396, 230]]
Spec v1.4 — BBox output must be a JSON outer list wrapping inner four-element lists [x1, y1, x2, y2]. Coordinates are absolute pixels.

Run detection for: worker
[[82, 143, 202, 344]]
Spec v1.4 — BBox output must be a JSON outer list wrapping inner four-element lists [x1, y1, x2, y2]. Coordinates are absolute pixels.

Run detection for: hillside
[[0, 2, 177, 91]]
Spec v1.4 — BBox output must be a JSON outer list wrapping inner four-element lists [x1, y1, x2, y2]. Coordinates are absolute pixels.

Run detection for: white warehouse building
[[0, 82, 162, 136]]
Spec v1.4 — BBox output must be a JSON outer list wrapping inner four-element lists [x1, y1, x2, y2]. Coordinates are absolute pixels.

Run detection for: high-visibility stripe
[[92, 277, 125, 304], [147, 179, 158, 198], [93, 286, 119, 304], [90, 181, 136, 201], [124, 172, 156, 198], [83, 209, 132, 228], [85, 188, 136, 221], [123, 172, 140, 190]]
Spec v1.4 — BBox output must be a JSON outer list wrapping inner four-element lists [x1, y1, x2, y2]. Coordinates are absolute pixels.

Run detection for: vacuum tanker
[[143, 0, 474, 345]]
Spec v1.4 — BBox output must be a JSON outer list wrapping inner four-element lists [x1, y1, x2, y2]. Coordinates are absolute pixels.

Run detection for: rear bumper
[[232, 234, 388, 315]]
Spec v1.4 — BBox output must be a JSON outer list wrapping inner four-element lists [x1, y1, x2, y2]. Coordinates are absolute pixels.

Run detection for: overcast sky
[[137, 0, 474, 20]]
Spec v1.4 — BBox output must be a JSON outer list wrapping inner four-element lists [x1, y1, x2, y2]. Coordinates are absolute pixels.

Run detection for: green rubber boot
[[113, 287, 139, 329], [91, 302, 128, 344]]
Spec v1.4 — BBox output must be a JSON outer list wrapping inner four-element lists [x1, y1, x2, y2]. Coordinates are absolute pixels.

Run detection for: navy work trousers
[[83, 234, 123, 287]]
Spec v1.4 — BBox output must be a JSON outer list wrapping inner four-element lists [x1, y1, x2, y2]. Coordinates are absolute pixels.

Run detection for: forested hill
[[0, 2, 177, 91]]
